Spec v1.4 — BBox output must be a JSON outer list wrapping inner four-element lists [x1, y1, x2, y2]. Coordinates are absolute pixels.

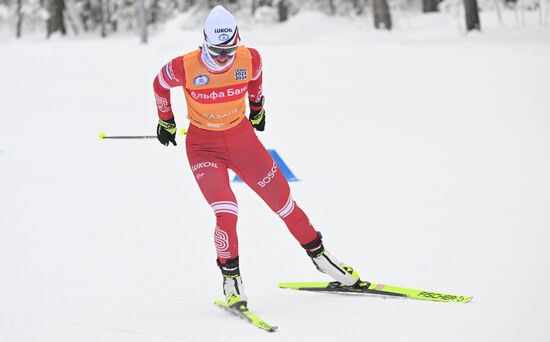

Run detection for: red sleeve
[[153, 56, 185, 121], [247, 47, 263, 106]]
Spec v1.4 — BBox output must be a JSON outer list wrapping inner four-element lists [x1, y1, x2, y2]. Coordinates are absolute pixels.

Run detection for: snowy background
[[1, 8, 550, 342]]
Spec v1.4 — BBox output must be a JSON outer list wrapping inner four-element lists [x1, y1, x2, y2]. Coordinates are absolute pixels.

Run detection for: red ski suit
[[154, 46, 318, 263]]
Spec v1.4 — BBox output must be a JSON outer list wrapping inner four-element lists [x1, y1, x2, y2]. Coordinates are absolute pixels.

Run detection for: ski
[[214, 300, 278, 332], [279, 281, 472, 303]]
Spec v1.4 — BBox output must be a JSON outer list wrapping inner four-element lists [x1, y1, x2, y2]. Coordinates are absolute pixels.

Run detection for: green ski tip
[[214, 300, 278, 332]]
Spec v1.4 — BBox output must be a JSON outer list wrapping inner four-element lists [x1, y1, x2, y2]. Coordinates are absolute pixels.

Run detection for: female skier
[[153, 5, 362, 309]]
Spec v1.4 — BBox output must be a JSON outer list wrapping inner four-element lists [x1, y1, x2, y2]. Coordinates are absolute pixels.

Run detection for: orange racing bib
[[182, 46, 253, 131]]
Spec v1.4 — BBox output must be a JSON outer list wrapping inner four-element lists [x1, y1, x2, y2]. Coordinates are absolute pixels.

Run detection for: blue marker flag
[[232, 149, 300, 183]]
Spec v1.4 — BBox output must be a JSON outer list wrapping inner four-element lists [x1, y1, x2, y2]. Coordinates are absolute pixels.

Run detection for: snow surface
[[1, 9, 550, 342]]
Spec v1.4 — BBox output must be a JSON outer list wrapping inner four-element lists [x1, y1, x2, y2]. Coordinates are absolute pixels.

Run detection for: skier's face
[[207, 43, 238, 66]]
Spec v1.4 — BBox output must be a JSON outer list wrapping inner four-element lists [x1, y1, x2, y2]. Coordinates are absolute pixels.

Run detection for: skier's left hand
[[249, 96, 266, 131]]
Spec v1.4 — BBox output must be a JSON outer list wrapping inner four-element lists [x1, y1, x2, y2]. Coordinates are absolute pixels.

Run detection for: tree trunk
[[46, 0, 67, 38], [277, 0, 289, 22], [16, 0, 23, 38], [422, 0, 439, 12], [540, 0, 547, 26], [64, 1, 80, 35], [139, 0, 148, 43], [352, 0, 365, 15], [463, 0, 481, 31], [99, 0, 106, 37], [328, 0, 336, 15], [373, 0, 392, 30]]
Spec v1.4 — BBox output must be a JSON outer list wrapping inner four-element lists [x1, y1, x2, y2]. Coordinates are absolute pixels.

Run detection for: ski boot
[[302, 232, 361, 286], [218, 257, 248, 310]]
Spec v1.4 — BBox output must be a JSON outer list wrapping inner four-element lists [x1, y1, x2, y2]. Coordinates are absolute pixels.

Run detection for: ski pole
[[98, 132, 156, 140], [98, 129, 187, 140]]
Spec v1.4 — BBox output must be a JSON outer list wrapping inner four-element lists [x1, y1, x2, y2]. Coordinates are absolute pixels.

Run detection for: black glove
[[248, 97, 266, 131], [157, 118, 177, 146]]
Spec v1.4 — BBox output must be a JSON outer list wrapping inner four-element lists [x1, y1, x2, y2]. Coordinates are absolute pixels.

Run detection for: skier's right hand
[[157, 118, 177, 146]]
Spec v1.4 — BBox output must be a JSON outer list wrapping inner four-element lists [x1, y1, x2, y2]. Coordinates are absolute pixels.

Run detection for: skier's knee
[[210, 200, 238, 218]]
